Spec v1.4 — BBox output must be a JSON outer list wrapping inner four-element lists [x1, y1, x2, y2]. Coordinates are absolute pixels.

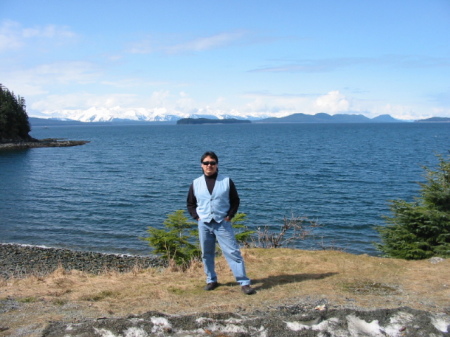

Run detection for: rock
[[41, 306, 450, 337]]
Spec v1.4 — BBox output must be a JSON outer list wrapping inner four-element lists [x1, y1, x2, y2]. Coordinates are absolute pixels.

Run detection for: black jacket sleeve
[[227, 179, 240, 219], [186, 183, 199, 220]]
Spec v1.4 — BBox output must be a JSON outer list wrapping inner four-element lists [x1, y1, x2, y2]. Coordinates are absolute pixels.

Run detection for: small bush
[[142, 210, 201, 268]]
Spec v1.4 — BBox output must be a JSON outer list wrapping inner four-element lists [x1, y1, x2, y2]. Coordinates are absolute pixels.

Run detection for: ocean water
[[1, 122, 449, 256]]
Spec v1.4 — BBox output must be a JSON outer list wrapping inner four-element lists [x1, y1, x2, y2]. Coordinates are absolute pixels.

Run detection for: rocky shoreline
[[0, 243, 166, 279], [0, 139, 89, 150]]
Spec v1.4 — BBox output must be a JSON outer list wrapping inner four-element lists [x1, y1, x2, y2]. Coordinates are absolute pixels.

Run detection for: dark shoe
[[204, 282, 219, 291], [241, 285, 256, 295]]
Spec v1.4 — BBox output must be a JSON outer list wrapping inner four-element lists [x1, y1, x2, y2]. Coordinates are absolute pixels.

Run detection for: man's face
[[201, 156, 218, 176]]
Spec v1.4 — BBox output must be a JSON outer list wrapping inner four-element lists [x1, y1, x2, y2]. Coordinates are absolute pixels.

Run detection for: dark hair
[[200, 151, 219, 163]]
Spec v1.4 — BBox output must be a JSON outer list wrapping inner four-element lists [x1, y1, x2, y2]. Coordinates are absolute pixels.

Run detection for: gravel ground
[[0, 243, 166, 279]]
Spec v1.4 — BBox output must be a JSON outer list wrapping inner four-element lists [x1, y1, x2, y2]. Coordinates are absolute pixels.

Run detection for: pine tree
[[376, 153, 450, 259], [0, 84, 32, 142], [228, 212, 255, 246], [142, 210, 201, 267]]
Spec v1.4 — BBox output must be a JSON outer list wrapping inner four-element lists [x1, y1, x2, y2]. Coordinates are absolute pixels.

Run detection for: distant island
[[177, 118, 251, 125], [415, 117, 450, 123], [0, 138, 90, 151]]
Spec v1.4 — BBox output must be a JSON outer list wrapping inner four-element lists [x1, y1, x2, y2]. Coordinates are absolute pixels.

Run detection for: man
[[187, 151, 256, 295]]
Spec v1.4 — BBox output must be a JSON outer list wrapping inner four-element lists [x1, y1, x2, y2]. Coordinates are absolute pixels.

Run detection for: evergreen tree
[[376, 153, 450, 259], [0, 84, 32, 141], [142, 210, 201, 267], [228, 212, 255, 246]]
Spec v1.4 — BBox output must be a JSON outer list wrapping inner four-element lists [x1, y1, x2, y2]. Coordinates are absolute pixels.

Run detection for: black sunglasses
[[202, 161, 217, 166]]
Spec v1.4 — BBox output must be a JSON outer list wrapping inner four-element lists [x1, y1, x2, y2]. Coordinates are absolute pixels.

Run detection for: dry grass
[[1, 249, 449, 336]]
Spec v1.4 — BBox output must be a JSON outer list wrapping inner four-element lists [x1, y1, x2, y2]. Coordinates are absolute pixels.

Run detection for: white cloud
[[2, 61, 101, 97], [240, 91, 353, 117], [22, 24, 76, 39], [368, 103, 439, 121], [0, 20, 23, 52], [174, 91, 197, 111], [32, 62, 100, 84], [128, 38, 155, 54], [164, 31, 246, 54], [314, 90, 350, 113], [31, 93, 138, 112], [29, 90, 236, 121], [129, 31, 247, 55], [101, 78, 170, 89], [243, 95, 307, 117], [22, 88, 450, 122], [250, 55, 450, 74], [0, 20, 77, 53]]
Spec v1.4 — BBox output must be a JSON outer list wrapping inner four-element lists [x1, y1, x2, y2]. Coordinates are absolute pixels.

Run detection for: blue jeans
[[198, 219, 251, 286]]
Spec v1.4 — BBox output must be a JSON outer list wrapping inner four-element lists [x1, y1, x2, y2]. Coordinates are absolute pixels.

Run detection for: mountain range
[[29, 112, 405, 126], [256, 113, 401, 123], [29, 113, 450, 126]]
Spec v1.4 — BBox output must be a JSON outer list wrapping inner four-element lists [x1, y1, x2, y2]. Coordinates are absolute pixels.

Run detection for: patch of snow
[[195, 317, 212, 324], [93, 328, 117, 337], [347, 315, 383, 336], [384, 311, 414, 336], [431, 314, 450, 332], [150, 316, 171, 334], [284, 321, 310, 331], [123, 327, 149, 337], [223, 317, 244, 324], [201, 322, 247, 334]]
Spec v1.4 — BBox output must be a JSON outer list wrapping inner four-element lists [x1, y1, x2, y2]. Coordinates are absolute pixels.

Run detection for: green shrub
[[376, 153, 450, 259], [142, 210, 201, 267], [229, 212, 255, 246]]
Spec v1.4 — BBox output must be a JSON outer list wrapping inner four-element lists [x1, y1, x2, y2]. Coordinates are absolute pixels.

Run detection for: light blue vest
[[193, 174, 230, 223]]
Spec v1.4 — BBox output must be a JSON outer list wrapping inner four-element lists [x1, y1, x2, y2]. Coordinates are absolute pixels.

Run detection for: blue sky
[[1, 0, 450, 121]]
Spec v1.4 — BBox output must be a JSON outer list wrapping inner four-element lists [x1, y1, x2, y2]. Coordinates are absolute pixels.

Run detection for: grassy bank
[[0, 248, 449, 336]]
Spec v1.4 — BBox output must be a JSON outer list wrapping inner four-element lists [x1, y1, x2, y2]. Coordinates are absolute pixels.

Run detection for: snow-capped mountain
[[53, 107, 183, 122], [35, 106, 268, 123], [32, 106, 406, 123]]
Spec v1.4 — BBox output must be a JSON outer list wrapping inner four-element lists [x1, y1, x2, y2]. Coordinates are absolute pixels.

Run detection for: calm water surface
[[1, 122, 449, 256]]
